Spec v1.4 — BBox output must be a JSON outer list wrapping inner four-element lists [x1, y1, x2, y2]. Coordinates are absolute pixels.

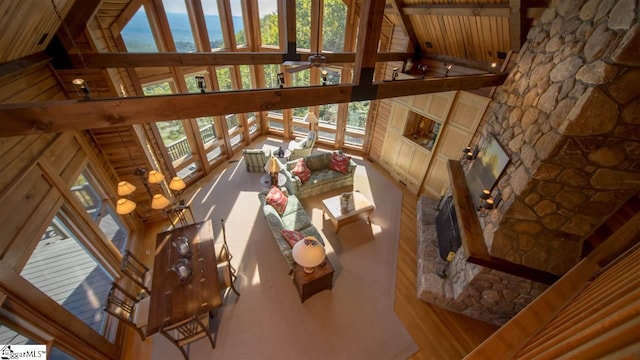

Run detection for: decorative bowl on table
[[171, 258, 193, 284]]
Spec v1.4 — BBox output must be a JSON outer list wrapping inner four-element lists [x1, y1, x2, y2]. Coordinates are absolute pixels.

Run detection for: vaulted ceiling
[[0, 0, 547, 137], [0, 0, 545, 65]]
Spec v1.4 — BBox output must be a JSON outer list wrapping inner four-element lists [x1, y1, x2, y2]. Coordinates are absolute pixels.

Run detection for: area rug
[[150, 141, 418, 359]]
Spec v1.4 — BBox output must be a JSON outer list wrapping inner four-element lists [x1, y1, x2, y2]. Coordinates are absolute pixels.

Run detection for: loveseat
[[282, 152, 357, 199], [258, 189, 324, 271]]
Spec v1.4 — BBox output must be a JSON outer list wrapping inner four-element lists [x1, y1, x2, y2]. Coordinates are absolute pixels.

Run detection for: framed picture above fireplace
[[465, 134, 510, 207]]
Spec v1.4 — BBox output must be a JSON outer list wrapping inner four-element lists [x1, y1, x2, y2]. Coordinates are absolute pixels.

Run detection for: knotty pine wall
[[369, 19, 410, 163], [0, 60, 138, 359]]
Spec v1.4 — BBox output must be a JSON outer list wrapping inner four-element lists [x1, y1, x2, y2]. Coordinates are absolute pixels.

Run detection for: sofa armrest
[[347, 159, 358, 174], [282, 169, 301, 195]]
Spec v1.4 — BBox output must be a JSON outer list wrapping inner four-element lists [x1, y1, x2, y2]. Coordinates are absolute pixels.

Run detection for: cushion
[[281, 229, 305, 247], [265, 186, 288, 215], [305, 131, 316, 146], [291, 158, 312, 183], [330, 152, 351, 174]]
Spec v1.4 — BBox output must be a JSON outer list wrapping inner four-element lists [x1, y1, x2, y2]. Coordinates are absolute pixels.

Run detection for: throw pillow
[[281, 229, 305, 247], [291, 158, 312, 183], [330, 152, 351, 174], [265, 186, 288, 215]]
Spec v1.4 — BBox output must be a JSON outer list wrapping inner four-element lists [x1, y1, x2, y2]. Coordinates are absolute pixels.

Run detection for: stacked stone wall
[[416, 197, 548, 325], [473, 0, 640, 275]]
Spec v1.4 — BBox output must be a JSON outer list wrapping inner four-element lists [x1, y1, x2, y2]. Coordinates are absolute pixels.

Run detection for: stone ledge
[[416, 196, 548, 326]]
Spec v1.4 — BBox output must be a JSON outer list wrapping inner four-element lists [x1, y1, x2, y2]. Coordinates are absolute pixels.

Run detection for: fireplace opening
[[435, 196, 462, 261]]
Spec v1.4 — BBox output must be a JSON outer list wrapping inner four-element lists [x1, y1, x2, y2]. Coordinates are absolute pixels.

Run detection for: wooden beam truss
[[0, 73, 506, 137]]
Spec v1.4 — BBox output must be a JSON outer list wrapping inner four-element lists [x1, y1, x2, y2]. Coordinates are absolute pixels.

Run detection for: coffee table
[[321, 191, 375, 232]]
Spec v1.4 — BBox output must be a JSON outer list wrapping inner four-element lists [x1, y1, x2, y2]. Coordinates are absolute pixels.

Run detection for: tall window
[[258, 0, 279, 48], [296, 0, 311, 50], [239, 65, 253, 89], [322, 0, 347, 52], [20, 214, 113, 336], [121, 6, 158, 52], [318, 103, 338, 142], [263, 64, 280, 88], [202, 0, 224, 50], [163, 0, 196, 52], [73, 170, 129, 254], [292, 70, 310, 87], [216, 67, 233, 91], [345, 101, 370, 146], [0, 325, 75, 359], [230, 0, 246, 47]]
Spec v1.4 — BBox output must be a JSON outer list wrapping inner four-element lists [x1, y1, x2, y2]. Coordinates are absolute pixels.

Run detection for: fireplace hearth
[[435, 196, 462, 261]]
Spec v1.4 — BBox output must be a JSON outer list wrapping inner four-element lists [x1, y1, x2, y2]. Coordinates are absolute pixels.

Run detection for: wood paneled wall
[[0, 58, 67, 104], [0, 0, 74, 64], [0, 58, 125, 359]]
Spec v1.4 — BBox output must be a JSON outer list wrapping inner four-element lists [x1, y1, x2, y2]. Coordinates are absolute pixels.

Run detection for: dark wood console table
[[447, 160, 559, 284]]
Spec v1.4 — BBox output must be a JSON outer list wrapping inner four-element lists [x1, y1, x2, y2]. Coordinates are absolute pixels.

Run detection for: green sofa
[[282, 152, 357, 199], [258, 190, 324, 271]]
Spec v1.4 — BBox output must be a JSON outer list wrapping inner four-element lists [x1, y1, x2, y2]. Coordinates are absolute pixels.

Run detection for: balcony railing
[[166, 125, 216, 162], [199, 124, 216, 143]]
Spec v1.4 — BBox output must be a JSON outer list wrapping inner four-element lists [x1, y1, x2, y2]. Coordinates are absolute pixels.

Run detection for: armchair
[[242, 148, 271, 172], [287, 131, 316, 161]]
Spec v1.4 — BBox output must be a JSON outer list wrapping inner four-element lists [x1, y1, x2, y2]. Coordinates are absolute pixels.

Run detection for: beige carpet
[[151, 138, 418, 359]]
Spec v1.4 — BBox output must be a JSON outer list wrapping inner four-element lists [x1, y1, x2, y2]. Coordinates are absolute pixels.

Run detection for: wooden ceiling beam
[[391, 4, 510, 17], [69, 52, 409, 68], [389, 0, 420, 55], [510, 0, 523, 51], [0, 72, 506, 137], [58, 0, 102, 42], [353, 0, 387, 86], [423, 53, 498, 73]]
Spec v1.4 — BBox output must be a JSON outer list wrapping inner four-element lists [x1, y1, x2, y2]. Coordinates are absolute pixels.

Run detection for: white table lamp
[[292, 236, 326, 273]]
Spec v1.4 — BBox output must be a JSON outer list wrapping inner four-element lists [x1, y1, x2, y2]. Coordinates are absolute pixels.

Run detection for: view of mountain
[[121, 12, 244, 52]]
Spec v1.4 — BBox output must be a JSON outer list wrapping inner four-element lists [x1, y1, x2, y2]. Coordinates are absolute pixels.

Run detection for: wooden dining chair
[[160, 313, 215, 360], [214, 219, 240, 297], [104, 282, 150, 341], [121, 250, 153, 295], [218, 262, 240, 298]]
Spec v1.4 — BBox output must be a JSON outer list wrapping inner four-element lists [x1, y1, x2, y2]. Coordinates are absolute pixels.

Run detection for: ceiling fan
[[283, 12, 339, 76]]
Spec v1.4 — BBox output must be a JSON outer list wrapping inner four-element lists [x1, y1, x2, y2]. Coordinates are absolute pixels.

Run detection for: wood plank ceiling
[[0, 0, 545, 136], [0, 0, 542, 76]]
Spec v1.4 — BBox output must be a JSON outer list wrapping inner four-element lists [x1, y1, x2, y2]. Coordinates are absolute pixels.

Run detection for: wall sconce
[[72, 78, 91, 100], [195, 75, 206, 93], [418, 64, 428, 78], [277, 72, 285, 88], [444, 63, 452, 77], [321, 70, 328, 86], [490, 62, 498, 73], [392, 67, 399, 81]]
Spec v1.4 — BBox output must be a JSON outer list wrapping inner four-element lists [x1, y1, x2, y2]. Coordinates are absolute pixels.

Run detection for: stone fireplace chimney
[[418, 0, 640, 325], [475, 0, 640, 275]]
